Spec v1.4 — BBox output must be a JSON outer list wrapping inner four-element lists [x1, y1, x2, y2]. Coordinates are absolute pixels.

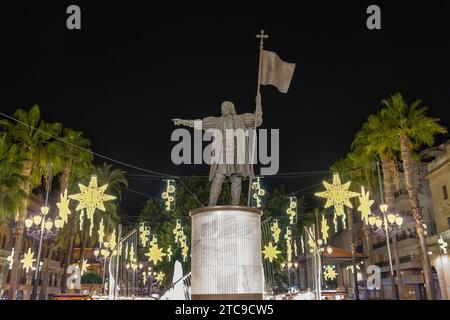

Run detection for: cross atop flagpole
[[247, 30, 269, 207]]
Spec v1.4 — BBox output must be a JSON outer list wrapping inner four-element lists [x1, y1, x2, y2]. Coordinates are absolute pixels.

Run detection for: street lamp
[[368, 203, 403, 300]]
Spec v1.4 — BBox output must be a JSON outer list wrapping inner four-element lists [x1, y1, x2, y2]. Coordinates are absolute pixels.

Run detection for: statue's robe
[[200, 111, 263, 181]]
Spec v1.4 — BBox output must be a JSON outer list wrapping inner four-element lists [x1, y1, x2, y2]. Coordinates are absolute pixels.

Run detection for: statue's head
[[221, 101, 237, 116]]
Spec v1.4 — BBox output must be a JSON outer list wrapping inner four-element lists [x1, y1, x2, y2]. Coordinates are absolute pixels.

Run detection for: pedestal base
[[190, 206, 263, 300]]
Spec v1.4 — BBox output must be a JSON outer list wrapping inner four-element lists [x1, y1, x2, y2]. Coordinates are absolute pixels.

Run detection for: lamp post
[[368, 203, 403, 300], [30, 163, 63, 300]]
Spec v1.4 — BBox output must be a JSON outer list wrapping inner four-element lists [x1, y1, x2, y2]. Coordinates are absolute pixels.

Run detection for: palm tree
[[381, 93, 447, 300], [0, 105, 62, 299], [352, 113, 405, 299], [53, 128, 93, 293], [0, 134, 27, 222]]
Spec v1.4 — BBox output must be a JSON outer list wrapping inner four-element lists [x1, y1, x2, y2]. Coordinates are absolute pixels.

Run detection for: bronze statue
[[173, 97, 262, 206]]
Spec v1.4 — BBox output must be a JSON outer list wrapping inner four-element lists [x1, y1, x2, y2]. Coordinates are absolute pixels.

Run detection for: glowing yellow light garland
[[286, 197, 297, 224], [162, 179, 176, 211], [98, 218, 105, 246], [284, 227, 293, 265], [252, 177, 265, 208], [7, 248, 14, 270], [270, 220, 281, 243], [438, 235, 448, 254], [139, 222, 150, 247]]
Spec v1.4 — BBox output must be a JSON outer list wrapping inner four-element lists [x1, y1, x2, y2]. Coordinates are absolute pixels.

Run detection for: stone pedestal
[[190, 206, 263, 300]]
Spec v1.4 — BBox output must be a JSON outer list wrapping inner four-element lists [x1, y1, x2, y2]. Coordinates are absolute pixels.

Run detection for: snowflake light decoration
[[69, 175, 116, 234], [323, 265, 338, 281], [315, 173, 359, 216], [262, 242, 281, 263], [357, 186, 374, 225], [155, 271, 165, 284]]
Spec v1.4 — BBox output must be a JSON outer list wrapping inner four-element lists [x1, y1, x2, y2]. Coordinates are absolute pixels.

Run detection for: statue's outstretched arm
[[241, 94, 263, 128], [172, 119, 195, 127]]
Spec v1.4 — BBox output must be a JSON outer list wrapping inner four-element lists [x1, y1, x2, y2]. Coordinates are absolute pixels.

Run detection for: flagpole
[[247, 30, 268, 207]]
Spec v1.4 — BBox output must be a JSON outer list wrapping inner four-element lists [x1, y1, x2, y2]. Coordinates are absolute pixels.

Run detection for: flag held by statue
[[260, 50, 296, 93]]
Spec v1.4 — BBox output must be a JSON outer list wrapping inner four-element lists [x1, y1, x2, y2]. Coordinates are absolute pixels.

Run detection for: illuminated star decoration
[[162, 179, 176, 211], [323, 265, 338, 281], [155, 271, 165, 284], [98, 218, 105, 246], [357, 186, 374, 225], [252, 177, 266, 208], [69, 175, 116, 236], [56, 189, 71, 226], [270, 220, 281, 243], [315, 173, 359, 216], [145, 236, 167, 265], [7, 248, 15, 270], [81, 259, 90, 275], [21, 248, 36, 273], [321, 214, 330, 244], [262, 242, 281, 263], [286, 197, 297, 224]]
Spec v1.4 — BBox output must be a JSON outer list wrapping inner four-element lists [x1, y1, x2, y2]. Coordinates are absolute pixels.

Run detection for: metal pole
[[31, 163, 53, 300], [377, 161, 398, 300], [247, 30, 267, 207]]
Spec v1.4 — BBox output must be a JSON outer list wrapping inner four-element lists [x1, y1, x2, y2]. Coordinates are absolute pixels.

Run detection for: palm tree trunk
[[39, 242, 55, 299], [8, 160, 32, 300], [347, 208, 359, 300], [380, 155, 404, 299], [399, 135, 437, 300], [76, 232, 88, 293]]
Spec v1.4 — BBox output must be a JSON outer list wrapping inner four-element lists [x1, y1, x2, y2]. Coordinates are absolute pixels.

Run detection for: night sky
[[1, 1, 450, 216]]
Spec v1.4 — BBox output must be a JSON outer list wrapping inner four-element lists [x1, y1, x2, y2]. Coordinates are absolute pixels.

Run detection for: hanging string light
[[139, 222, 150, 247], [7, 248, 14, 270], [286, 196, 297, 224], [98, 218, 105, 246], [284, 226, 293, 267], [162, 179, 176, 211], [300, 236, 305, 254], [251, 177, 265, 208], [173, 219, 183, 244], [438, 235, 448, 254], [270, 220, 281, 243]]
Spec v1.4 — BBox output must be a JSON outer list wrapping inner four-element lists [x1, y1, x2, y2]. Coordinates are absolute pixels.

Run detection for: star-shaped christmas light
[[21, 248, 36, 273], [321, 214, 329, 244], [81, 259, 90, 275], [98, 218, 105, 246], [69, 175, 116, 232], [145, 243, 166, 265], [357, 186, 374, 225], [155, 271, 165, 284], [262, 242, 281, 263], [56, 189, 71, 226], [271, 220, 281, 243], [315, 173, 359, 216], [323, 265, 338, 281], [7, 248, 15, 270]]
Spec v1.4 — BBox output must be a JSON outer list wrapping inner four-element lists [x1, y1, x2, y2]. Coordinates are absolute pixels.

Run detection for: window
[[443, 185, 448, 200]]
